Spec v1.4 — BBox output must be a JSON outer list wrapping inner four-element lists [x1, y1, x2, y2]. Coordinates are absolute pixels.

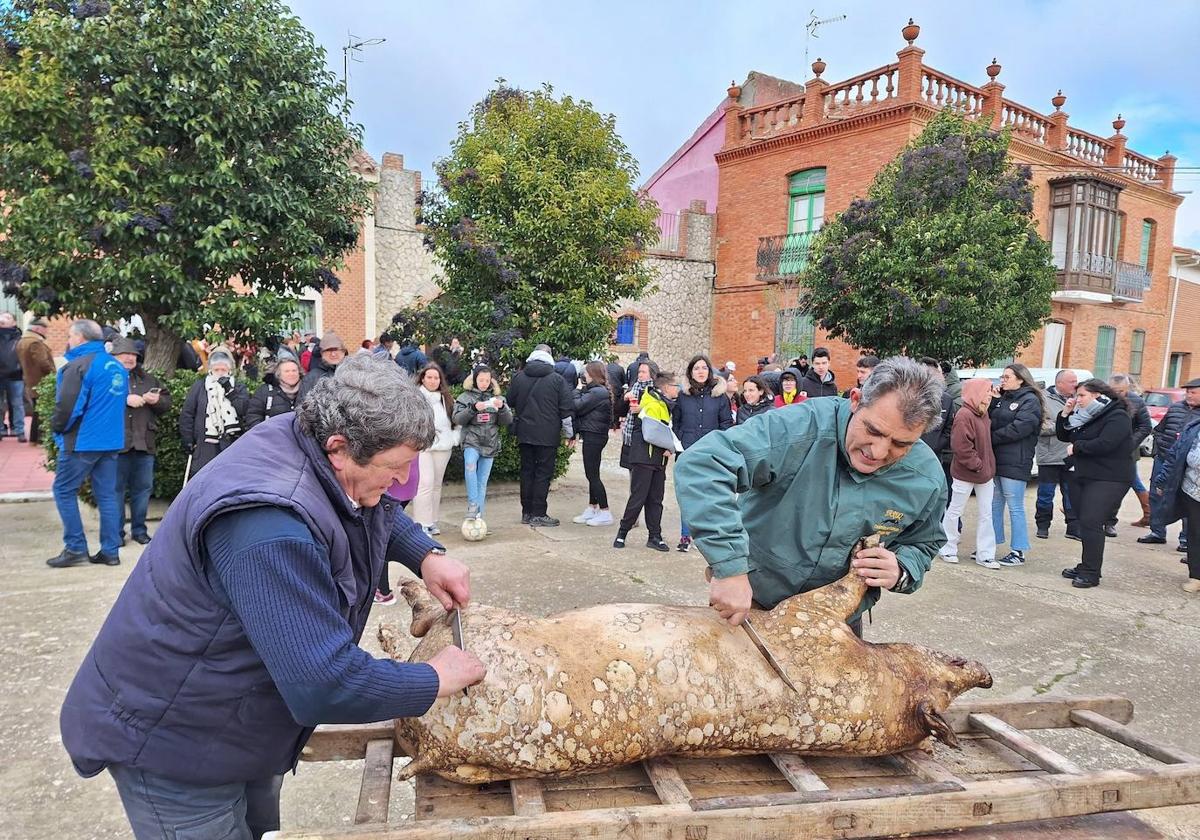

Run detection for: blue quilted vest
[[59, 414, 396, 784]]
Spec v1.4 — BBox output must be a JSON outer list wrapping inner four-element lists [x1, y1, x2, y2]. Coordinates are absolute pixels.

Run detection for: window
[[1094, 326, 1116, 381], [614, 315, 636, 346], [291, 299, 317, 334], [775, 308, 815, 359], [781, 168, 826, 273], [1168, 353, 1187, 388], [1048, 178, 1122, 274], [1129, 329, 1145, 377], [1139, 220, 1155, 268]]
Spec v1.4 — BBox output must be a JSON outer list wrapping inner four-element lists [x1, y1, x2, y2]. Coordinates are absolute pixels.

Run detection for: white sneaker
[[976, 557, 1002, 569], [938, 552, 959, 564], [572, 507, 597, 524], [586, 510, 614, 527]]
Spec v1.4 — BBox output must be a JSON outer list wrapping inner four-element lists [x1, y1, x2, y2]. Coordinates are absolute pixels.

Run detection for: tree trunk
[[143, 316, 181, 375]]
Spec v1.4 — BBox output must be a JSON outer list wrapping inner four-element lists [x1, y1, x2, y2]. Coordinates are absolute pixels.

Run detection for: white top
[[422, 387, 457, 451]]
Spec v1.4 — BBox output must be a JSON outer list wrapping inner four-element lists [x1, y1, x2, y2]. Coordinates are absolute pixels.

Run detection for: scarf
[[781, 390, 798, 405], [622, 381, 652, 447], [1066, 394, 1112, 430], [204, 375, 241, 440]]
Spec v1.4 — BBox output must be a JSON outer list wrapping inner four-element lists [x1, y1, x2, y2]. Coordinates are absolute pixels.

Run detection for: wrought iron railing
[[756, 232, 816, 282], [650, 211, 680, 253], [1056, 253, 1150, 302], [1113, 260, 1151, 302]]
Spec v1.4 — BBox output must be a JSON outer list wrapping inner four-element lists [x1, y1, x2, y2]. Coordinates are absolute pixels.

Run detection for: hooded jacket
[[51, 341, 129, 454], [246, 382, 300, 430], [949, 379, 995, 484], [573, 381, 613, 437], [453, 373, 513, 458], [672, 375, 733, 449], [1055, 396, 1134, 484], [17, 328, 55, 394], [1154, 417, 1200, 526], [506, 356, 575, 447], [920, 390, 955, 461], [1126, 392, 1153, 460], [988, 384, 1043, 481], [395, 344, 428, 375], [298, 357, 338, 401], [674, 398, 945, 621], [799, 365, 839, 398], [773, 367, 807, 408], [1154, 400, 1200, 455]]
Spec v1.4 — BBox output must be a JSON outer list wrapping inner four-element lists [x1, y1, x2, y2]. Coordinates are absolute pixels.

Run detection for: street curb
[[0, 491, 54, 503]]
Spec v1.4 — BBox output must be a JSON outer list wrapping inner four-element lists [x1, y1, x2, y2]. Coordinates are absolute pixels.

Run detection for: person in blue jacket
[[59, 354, 485, 840], [47, 319, 129, 569], [1151, 415, 1200, 593]]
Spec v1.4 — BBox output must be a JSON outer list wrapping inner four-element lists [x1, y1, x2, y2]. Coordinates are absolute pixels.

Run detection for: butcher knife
[[450, 608, 468, 696], [742, 618, 800, 694]]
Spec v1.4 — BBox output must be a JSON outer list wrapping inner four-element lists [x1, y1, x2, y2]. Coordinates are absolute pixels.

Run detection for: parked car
[[1143, 388, 1185, 456]]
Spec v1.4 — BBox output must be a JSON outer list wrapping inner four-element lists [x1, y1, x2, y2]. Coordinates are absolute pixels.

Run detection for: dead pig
[[381, 568, 991, 784]]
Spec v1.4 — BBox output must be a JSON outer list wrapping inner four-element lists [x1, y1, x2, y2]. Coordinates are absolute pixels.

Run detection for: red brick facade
[[710, 25, 1183, 387]]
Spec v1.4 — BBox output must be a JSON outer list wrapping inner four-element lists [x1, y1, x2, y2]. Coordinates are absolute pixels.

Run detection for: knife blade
[[450, 609, 468, 697], [742, 618, 799, 694]]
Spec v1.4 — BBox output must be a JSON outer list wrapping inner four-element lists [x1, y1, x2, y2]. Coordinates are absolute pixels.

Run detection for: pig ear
[[918, 700, 959, 749]]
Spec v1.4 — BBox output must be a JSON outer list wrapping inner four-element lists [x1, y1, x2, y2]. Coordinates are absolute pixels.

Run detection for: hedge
[[36, 368, 571, 503]]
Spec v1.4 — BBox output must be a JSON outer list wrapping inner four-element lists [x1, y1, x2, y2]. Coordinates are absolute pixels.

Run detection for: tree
[[800, 111, 1057, 365], [0, 0, 370, 371], [417, 82, 660, 375]]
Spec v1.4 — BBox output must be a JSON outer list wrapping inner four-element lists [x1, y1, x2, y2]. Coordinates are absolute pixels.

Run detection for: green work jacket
[[674, 397, 946, 621]]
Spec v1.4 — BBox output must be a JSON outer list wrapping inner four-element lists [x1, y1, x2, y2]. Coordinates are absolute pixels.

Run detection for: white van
[[955, 367, 1093, 388]]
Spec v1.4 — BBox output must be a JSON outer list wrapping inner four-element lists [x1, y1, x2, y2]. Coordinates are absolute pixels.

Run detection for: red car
[[1144, 388, 1185, 424]]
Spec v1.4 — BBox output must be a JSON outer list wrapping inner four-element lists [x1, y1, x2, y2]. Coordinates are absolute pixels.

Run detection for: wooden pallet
[[268, 695, 1200, 839]]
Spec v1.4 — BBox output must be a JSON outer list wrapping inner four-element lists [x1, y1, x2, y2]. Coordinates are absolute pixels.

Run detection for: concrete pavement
[[2, 450, 1198, 838]]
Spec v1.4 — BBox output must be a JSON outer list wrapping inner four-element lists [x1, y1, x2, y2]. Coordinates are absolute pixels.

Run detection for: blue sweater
[[204, 505, 439, 724]]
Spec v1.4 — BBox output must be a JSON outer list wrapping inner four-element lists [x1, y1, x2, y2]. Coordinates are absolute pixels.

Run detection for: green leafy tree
[[418, 82, 660, 375], [0, 0, 370, 371], [801, 111, 1057, 365]]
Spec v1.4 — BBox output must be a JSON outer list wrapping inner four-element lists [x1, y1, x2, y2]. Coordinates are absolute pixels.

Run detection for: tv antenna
[[342, 32, 387, 116], [804, 10, 847, 66]]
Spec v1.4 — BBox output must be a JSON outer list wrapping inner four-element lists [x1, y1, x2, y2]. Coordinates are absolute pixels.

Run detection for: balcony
[[756, 232, 816, 282], [1056, 252, 1150, 303]]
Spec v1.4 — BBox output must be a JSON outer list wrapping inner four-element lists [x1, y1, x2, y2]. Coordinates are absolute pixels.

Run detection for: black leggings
[[1069, 478, 1128, 582], [581, 433, 609, 508]]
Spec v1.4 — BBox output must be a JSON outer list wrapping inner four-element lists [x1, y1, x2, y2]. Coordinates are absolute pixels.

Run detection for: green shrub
[[38, 368, 202, 502], [443, 426, 572, 483]]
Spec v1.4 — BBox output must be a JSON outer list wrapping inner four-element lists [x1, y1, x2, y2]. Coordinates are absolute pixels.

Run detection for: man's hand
[[421, 552, 470, 611], [851, 544, 901, 590], [427, 645, 486, 697], [143, 391, 160, 406], [1066, 443, 1075, 457], [475, 401, 488, 410], [565, 438, 577, 449], [126, 394, 145, 408], [709, 572, 753, 627]]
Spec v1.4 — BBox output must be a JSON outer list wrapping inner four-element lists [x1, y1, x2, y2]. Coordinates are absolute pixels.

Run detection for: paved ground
[[0, 420, 54, 497], [2, 449, 1199, 839]]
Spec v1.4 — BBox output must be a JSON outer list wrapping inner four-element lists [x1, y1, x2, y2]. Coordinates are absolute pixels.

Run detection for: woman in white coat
[[412, 361, 459, 534]]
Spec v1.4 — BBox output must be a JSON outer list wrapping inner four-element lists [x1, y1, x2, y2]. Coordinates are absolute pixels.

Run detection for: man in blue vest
[[60, 354, 486, 839], [46, 319, 129, 568]]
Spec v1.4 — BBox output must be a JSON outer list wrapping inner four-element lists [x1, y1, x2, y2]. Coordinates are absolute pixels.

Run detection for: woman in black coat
[[735, 375, 774, 425], [244, 359, 302, 429], [1056, 378, 1135, 588], [988, 364, 1044, 566], [179, 349, 250, 478], [672, 354, 734, 551], [572, 362, 615, 527]]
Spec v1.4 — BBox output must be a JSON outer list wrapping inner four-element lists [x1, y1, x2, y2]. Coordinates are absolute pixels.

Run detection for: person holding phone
[[453, 364, 513, 524], [111, 338, 170, 547]]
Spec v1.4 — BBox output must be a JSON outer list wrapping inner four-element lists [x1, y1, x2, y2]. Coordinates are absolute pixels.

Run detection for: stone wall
[[374, 153, 443, 335], [611, 202, 715, 377]]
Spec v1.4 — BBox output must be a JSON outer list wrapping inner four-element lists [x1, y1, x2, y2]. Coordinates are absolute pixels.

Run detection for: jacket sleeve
[[670, 393, 683, 436], [1131, 404, 1153, 450], [992, 394, 1041, 445], [1155, 404, 1181, 451], [50, 362, 88, 435], [1055, 412, 1072, 443], [385, 507, 442, 575], [179, 382, 200, 448], [245, 385, 268, 429], [892, 479, 946, 594], [1072, 410, 1133, 456], [674, 410, 815, 579], [148, 375, 172, 416], [452, 394, 476, 427], [229, 383, 251, 423], [718, 395, 734, 431], [33, 341, 55, 380], [950, 413, 982, 474]]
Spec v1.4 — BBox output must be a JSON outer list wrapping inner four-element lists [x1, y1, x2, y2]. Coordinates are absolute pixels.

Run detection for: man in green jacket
[[675, 356, 947, 635]]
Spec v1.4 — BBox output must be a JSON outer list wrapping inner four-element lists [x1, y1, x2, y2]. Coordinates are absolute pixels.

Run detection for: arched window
[[614, 315, 636, 346]]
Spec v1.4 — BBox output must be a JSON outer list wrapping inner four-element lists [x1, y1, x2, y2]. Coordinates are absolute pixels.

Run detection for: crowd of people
[[10, 315, 1198, 599]]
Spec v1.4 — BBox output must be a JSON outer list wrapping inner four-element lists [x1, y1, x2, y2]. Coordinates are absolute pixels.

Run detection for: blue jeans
[[463, 447, 494, 517], [109, 764, 282, 840], [992, 475, 1031, 551], [1, 379, 25, 434], [53, 449, 121, 555], [1148, 454, 1188, 543], [117, 451, 156, 539]]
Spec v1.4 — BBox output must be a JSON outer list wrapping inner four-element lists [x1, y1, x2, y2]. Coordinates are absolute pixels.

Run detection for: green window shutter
[[1139, 221, 1153, 267], [1094, 326, 1116, 381], [1129, 330, 1145, 377], [783, 168, 826, 273]]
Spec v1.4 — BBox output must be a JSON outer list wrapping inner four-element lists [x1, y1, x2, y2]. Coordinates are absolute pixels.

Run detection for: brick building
[[646, 20, 1185, 387], [1165, 248, 1200, 386]]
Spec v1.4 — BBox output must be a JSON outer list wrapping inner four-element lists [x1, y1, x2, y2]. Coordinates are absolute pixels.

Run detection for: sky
[[289, 0, 1200, 246]]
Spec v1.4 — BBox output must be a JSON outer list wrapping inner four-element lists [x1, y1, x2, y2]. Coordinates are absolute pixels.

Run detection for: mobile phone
[[147, 387, 162, 394]]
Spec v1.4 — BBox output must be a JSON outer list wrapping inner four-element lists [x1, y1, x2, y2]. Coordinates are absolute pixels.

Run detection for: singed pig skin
[[381, 570, 991, 784]]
